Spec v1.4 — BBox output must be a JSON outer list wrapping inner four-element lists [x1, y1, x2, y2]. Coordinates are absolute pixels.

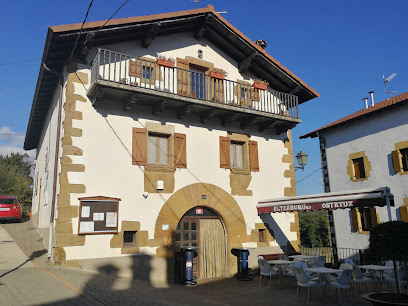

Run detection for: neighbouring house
[[24, 5, 318, 282], [299, 91, 408, 252]]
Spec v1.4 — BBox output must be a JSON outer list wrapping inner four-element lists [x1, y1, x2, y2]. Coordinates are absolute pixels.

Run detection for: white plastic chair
[[295, 261, 314, 278], [258, 256, 279, 288], [352, 265, 376, 293], [382, 266, 405, 292], [327, 269, 352, 303], [294, 267, 323, 304], [345, 258, 355, 265], [309, 256, 326, 268]]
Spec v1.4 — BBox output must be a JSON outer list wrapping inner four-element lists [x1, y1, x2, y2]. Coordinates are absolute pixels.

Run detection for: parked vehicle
[[0, 196, 22, 222]]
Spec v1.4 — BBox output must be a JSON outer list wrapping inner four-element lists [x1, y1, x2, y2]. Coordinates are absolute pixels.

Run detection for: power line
[[296, 168, 321, 184], [67, 0, 95, 63], [0, 59, 41, 66], [83, 0, 130, 46], [0, 133, 25, 136]]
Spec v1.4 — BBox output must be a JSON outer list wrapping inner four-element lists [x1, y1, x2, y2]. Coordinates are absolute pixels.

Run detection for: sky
[[0, 0, 407, 195]]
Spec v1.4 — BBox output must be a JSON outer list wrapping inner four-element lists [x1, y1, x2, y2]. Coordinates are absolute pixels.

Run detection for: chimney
[[369, 91, 375, 106], [362, 97, 369, 109], [255, 40, 267, 50]]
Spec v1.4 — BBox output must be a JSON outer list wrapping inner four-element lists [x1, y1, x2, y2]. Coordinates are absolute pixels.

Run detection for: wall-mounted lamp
[[22, 153, 29, 163], [198, 49, 203, 59], [295, 151, 308, 171]]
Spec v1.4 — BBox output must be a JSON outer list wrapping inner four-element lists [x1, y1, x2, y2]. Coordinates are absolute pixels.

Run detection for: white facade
[[26, 7, 317, 282], [322, 103, 408, 249]]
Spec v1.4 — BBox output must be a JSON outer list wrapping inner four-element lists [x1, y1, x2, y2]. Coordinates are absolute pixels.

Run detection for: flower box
[[209, 71, 225, 80], [252, 82, 267, 90], [156, 58, 175, 68]]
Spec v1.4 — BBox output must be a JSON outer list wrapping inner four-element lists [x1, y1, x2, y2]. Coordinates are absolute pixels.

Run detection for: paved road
[[0, 220, 370, 305]]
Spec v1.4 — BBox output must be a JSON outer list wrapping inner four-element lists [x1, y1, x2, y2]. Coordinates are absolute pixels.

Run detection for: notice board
[[78, 196, 120, 235]]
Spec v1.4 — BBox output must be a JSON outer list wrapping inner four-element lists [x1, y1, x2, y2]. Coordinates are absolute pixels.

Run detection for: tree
[[369, 221, 408, 297], [0, 153, 33, 213], [299, 211, 330, 247]]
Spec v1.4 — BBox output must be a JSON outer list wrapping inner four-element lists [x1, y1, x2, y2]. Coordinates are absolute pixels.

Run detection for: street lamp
[[295, 151, 308, 171], [22, 153, 29, 163]]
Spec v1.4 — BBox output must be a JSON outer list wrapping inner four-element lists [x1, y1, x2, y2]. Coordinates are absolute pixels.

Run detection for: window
[[392, 142, 408, 174], [123, 231, 137, 248], [360, 208, 373, 231], [351, 207, 379, 233], [147, 134, 169, 166], [347, 151, 371, 181], [230, 142, 244, 169], [352, 157, 366, 179], [401, 148, 408, 172], [259, 229, 266, 242], [142, 66, 153, 80], [219, 135, 259, 171], [190, 66, 206, 99]]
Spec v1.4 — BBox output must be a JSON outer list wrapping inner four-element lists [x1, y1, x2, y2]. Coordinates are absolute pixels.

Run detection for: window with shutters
[[132, 124, 186, 169], [352, 157, 366, 179], [219, 134, 259, 172], [351, 207, 379, 234], [129, 57, 157, 85], [147, 134, 169, 166], [230, 142, 244, 169], [347, 151, 371, 182], [392, 141, 408, 175]]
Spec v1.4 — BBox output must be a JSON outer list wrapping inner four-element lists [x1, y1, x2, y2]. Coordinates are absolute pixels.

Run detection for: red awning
[[257, 187, 393, 214]]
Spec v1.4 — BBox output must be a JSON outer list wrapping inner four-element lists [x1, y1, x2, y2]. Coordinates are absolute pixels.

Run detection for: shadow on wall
[[260, 213, 297, 253]]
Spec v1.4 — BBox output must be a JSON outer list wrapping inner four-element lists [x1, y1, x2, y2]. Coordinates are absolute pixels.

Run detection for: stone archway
[[153, 183, 248, 276]]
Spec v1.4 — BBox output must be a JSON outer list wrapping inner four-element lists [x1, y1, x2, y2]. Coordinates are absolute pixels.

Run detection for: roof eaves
[[300, 91, 408, 139]]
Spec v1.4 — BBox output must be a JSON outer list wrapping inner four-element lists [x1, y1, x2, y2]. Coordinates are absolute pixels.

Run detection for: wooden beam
[[124, 94, 138, 111], [91, 87, 105, 106], [221, 112, 239, 126], [238, 52, 259, 73], [194, 14, 214, 40], [200, 109, 216, 123], [259, 120, 277, 132], [177, 104, 192, 119], [142, 22, 161, 48], [152, 100, 166, 116]]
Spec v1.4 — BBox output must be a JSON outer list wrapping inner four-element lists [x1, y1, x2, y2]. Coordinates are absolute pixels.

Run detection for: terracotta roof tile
[[301, 91, 408, 138]]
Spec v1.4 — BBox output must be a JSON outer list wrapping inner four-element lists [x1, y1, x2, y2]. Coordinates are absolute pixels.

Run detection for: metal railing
[[301, 246, 368, 267], [90, 48, 299, 118]]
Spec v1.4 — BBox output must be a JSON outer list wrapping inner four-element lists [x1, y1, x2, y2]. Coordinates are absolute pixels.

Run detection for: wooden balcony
[[88, 49, 301, 132]]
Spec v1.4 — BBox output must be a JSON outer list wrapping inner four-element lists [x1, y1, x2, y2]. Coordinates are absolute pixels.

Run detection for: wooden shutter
[[249, 140, 259, 171], [369, 207, 379, 227], [174, 133, 187, 168], [211, 79, 224, 102], [219, 136, 230, 169], [252, 88, 260, 102], [177, 58, 190, 96], [129, 60, 140, 77], [400, 206, 408, 222], [132, 128, 147, 165], [392, 150, 402, 173], [353, 159, 361, 179], [351, 209, 359, 232]]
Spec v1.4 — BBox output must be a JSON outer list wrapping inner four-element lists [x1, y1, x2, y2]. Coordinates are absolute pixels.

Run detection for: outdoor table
[[305, 267, 342, 302], [267, 259, 294, 288], [359, 265, 391, 291], [231, 248, 254, 280], [288, 255, 315, 261]]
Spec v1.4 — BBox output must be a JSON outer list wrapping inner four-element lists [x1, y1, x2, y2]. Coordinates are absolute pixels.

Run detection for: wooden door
[[199, 219, 226, 279], [174, 217, 199, 278]]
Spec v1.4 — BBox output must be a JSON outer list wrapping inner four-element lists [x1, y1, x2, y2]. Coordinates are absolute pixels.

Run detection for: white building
[[301, 91, 408, 251], [24, 5, 318, 282]]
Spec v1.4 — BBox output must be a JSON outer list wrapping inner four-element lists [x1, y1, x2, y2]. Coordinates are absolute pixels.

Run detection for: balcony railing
[[90, 48, 299, 119]]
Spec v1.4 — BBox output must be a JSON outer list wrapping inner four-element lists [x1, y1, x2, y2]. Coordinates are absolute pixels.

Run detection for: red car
[[0, 196, 22, 222]]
